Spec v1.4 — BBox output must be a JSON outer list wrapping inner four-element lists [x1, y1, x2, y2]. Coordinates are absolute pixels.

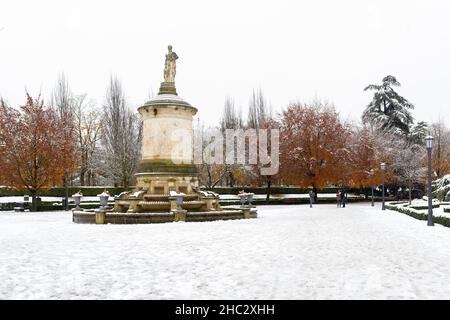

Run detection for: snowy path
[[1, 204, 450, 299]]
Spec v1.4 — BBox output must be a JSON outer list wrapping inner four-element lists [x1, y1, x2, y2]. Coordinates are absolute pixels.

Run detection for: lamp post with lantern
[[425, 135, 434, 226], [369, 169, 375, 207], [381, 163, 386, 210]]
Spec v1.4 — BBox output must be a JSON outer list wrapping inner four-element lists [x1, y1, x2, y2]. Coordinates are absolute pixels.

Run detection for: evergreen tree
[[408, 121, 428, 146], [362, 75, 414, 135]]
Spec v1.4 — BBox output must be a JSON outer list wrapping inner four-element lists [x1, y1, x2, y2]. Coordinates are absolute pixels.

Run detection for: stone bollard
[[174, 210, 187, 222], [95, 210, 106, 224], [242, 208, 252, 219], [169, 190, 187, 222]]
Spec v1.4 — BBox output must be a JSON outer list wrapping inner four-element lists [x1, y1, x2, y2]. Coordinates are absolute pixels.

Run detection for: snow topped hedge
[[433, 175, 450, 201]]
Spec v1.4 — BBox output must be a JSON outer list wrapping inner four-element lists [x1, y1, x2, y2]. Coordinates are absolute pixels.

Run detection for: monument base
[[72, 208, 257, 224], [158, 82, 177, 95], [135, 172, 199, 195]]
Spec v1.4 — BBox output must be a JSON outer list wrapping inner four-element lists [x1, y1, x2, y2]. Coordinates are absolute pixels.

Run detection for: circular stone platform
[[72, 207, 257, 224]]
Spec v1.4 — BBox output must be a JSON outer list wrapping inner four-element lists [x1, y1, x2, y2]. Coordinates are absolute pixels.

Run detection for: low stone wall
[[72, 208, 257, 224]]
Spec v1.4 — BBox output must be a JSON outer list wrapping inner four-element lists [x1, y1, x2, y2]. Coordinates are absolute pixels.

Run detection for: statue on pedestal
[[164, 45, 178, 83]]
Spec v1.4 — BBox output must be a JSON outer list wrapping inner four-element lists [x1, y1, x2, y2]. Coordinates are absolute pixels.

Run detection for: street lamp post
[[381, 163, 386, 210], [425, 135, 434, 226], [369, 169, 375, 207]]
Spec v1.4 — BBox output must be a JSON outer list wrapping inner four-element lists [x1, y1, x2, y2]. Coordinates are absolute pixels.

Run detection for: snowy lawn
[[1, 203, 450, 299]]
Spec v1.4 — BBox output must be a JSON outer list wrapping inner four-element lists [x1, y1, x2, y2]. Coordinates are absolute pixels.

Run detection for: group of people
[[308, 189, 348, 208], [336, 189, 348, 208]]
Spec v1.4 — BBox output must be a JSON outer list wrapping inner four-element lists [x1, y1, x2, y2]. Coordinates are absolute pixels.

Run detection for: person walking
[[309, 190, 315, 208], [336, 190, 342, 208], [313, 186, 318, 204], [340, 189, 347, 208]]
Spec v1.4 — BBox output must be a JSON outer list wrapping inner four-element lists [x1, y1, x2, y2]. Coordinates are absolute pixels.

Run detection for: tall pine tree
[[362, 75, 414, 135]]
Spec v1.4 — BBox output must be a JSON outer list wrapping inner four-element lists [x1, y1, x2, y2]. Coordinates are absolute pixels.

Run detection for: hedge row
[[409, 204, 440, 210], [0, 185, 381, 197], [1, 196, 373, 211], [0, 186, 130, 197], [205, 186, 373, 195], [386, 204, 450, 228], [0, 201, 113, 212], [221, 197, 370, 206]]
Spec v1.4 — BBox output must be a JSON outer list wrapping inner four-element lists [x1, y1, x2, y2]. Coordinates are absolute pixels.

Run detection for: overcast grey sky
[[1, 0, 449, 126]]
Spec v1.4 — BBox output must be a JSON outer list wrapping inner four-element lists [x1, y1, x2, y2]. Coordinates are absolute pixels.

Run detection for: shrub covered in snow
[[386, 203, 450, 228], [432, 175, 450, 201]]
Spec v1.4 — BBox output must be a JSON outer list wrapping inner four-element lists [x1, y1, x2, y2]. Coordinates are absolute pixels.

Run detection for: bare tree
[[431, 119, 450, 178], [51, 73, 75, 209], [245, 89, 274, 199], [247, 88, 271, 129], [220, 96, 242, 131], [219, 96, 244, 187], [51, 73, 74, 119], [195, 120, 228, 189], [101, 76, 142, 188], [73, 94, 103, 186], [394, 141, 425, 204]]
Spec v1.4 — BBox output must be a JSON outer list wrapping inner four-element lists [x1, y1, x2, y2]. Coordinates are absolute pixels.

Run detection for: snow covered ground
[[1, 203, 450, 299]]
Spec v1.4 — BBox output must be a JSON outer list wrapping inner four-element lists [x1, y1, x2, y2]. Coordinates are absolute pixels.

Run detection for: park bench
[[14, 202, 25, 212]]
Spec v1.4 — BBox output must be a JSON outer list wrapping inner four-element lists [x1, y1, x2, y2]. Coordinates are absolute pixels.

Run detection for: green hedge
[[203, 186, 373, 195], [1, 197, 370, 211], [1, 185, 381, 197], [221, 196, 368, 206], [408, 204, 440, 210], [444, 207, 450, 213], [0, 201, 113, 212], [386, 204, 450, 228]]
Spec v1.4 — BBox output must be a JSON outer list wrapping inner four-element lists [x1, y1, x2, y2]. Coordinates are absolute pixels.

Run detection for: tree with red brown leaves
[[0, 93, 77, 211], [279, 101, 352, 189]]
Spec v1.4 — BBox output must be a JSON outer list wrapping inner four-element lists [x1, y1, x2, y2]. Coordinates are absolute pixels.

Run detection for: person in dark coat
[[309, 190, 315, 208], [336, 190, 342, 208], [340, 189, 347, 208]]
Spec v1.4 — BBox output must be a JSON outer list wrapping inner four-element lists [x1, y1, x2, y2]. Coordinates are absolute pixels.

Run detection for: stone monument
[[72, 46, 257, 224], [136, 45, 198, 195]]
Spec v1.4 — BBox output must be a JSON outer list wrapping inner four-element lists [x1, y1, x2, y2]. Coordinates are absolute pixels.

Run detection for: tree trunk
[[408, 179, 412, 205], [80, 170, 85, 186], [31, 190, 37, 212], [63, 172, 69, 211]]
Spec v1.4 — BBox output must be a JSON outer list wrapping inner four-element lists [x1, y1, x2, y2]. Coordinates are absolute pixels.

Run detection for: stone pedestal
[[173, 209, 187, 222], [158, 82, 177, 95], [95, 210, 106, 224], [243, 209, 252, 219], [136, 82, 198, 195]]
